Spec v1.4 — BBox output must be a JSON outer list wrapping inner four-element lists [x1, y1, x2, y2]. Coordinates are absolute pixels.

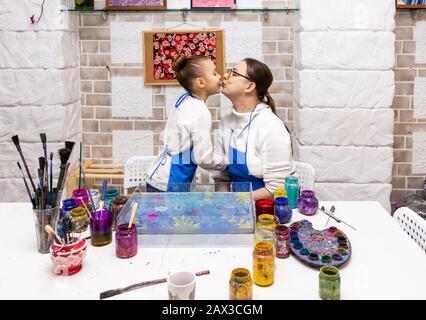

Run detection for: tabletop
[[1, 201, 426, 300]]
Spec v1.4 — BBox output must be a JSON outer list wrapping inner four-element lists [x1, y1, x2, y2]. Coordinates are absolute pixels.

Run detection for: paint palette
[[288, 220, 352, 268]]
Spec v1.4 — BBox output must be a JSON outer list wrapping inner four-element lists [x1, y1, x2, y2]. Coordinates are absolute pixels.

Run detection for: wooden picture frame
[[395, 0, 426, 8], [191, 0, 236, 9], [106, 0, 167, 10], [143, 29, 225, 86]]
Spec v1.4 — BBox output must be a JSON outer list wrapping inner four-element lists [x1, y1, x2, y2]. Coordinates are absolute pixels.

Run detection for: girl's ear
[[195, 77, 206, 89], [244, 81, 256, 94]]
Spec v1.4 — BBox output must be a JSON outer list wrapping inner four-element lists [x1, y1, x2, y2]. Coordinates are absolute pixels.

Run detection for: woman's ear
[[195, 77, 206, 89], [244, 81, 256, 94]]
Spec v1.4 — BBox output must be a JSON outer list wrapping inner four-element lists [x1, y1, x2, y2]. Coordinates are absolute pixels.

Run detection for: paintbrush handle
[[18, 149, 37, 193]]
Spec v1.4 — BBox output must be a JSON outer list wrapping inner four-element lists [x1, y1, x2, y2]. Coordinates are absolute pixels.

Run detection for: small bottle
[[229, 268, 253, 300], [255, 199, 275, 222], [90, 209, 113, 247], [319, 266, 340, 300], [253, 241, 275, 287], [257, 214, 276, 231], [105, 189, 120, 211], [255, 214, 276, 254], [111, 195, 128, 229], [274, 188, 287, 199], [115, 223, 138, 258], [275, 225, 290, 259], [70, 207, 90, 233], [274, 197, 292, 224], [297, 190, 319, 216], [62, 198, 77, 217], [285, 176, 299, 209]]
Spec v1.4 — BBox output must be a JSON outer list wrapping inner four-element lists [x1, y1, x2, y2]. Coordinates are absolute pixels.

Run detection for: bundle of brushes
[[11, 134, 76, 211]]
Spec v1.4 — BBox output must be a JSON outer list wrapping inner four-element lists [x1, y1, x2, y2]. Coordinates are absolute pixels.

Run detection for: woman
[[214, 58, 295, 200]]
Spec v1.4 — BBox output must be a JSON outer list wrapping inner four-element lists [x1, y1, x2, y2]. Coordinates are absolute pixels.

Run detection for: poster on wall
[[143, 29, 225, 85], [191, 0, 236, 9], [106, 0, 167, 10]]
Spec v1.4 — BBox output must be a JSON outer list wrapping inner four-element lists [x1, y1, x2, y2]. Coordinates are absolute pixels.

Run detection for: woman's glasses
[[226, 69, 252, 81]]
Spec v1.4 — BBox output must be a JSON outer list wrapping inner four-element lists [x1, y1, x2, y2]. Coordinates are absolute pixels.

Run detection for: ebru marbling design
[[108, 0, 165, 6], [117, 192, 254, 234], [191, 0, 235, 8]]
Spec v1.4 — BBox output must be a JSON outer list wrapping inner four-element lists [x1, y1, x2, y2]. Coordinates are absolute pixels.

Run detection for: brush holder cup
[[50, 238, 87, 276], [72, 189, 89, 208], [33, 207, 60, 254], [90, 209, 113, 247]]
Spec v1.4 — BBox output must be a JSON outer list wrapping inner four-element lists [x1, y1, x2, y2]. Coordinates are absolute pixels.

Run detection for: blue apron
[[149, 93, 198, 192], [226, 106, 265, 192]]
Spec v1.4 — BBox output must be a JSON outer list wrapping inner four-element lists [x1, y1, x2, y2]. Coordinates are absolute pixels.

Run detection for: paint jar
[[297, 190, 319, 216], [275, 225, 290, 259], [50, 238, 87, 276], [274, 197, 292, 224], [115, 223, 138, 259], [229, 268, 253, 300], [112, 195, 128, 229], [105, 189, 120, 211], [62, 198, 77, 217], [255, 199, 275, 222], [285, 176, 299, 209], [274, 188, 287, 199], [254, 227, 275, 254], [257, 214, 276, 230], [89, 189, 100, 210], [253, 241, 275, 287], [90, 209, 113, 247], [33, 207, 60, 254], [70, 207, 90, 233], [319, 266, 341, 300], [72, 188, 89, 208]]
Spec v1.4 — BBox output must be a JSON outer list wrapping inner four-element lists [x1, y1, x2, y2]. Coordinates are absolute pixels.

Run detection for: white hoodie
[[213, 103, 295, 194]]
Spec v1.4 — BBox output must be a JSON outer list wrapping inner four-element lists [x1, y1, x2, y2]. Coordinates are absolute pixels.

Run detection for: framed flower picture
[[106, 0, 167, 10], [191, 0, 236, 9], [143, 29, 225, 85]]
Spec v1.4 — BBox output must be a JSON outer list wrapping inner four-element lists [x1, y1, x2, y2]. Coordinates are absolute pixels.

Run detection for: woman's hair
[[172, 54, 210, 93], [243, 58, 276, 114]]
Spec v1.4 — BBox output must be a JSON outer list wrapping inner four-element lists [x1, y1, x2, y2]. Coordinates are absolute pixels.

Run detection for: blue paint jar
[[274, 197, 292, 224], [285, 176, 299, 209]]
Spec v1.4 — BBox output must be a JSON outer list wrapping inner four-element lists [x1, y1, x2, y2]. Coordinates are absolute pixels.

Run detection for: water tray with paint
[[117, 183, 255, 235]]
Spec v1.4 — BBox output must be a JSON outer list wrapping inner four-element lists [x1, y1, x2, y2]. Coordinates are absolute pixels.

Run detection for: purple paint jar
[[72, 188, 89, 208], [115, 223, 138, 259], [275, 225, 290, 259], [297, 190, 319, 216], [90, 209, 113, 247]]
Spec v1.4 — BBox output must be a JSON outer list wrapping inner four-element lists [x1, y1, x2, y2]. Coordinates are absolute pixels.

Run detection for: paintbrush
[[65, 141, 75, 153], [99, 179, 107, 210], [78, 142, 82, 191], [40, 133, 48, 192], [17, 162, 36, 208], [128, 202, 138, 229], [44, 224, 64, 245], [81, 165, 96, 210], [11, 135, 36, 193], [99, 270, 210, 300], [39, 157, 46, 209], [80, 198, 93, 220], [49, 152, 53, 193], [319, 206, 357, 231], [54, 148, 72, 208]]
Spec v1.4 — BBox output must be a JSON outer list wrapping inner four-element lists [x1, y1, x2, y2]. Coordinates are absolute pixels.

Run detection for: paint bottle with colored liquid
[[274, 188, 287, 199], [319, 266, 341, 300], [229, 268, 253, 300], [90, 209, 113, 247], [285, 176, 299, 209], [115, 223, 138, 259], [275, 225, 290, 259], [253, 241, 275, 287]]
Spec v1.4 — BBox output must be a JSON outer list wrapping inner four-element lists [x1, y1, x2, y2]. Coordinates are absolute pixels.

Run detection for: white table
[[1, 201, 426, 300]]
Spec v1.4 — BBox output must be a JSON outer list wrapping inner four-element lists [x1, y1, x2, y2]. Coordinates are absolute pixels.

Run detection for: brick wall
[[392, 9, 426, 210]]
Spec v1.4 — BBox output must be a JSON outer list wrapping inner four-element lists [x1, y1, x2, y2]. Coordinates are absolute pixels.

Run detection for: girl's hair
[[172, 54, 210, 93], [243, 58, 276, 115]]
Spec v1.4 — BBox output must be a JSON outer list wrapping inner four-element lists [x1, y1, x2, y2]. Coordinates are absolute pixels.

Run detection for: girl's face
[[199, 59, 222, 96]]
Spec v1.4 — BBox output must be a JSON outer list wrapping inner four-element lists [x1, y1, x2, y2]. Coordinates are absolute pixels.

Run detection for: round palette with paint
[[288, 220, 352, 268]]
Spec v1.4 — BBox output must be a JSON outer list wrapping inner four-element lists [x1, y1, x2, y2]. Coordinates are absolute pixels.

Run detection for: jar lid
[[230, 268, 252, 282], [254, 241, 273, 254], [275, 197, 288, 205]]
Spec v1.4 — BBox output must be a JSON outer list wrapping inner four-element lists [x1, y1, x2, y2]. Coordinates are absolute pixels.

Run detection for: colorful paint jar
[[297, 190, 319, 216], [112, 195, 128, 229], [105, 189, 120, 211], [274, 197, 292, 224], [90, 209, 113, 247], [229, 268, 253, 300], [115, 223, 138, 259], [285, 176, 299, 209], [255, 199, 275, 221], [274, 188, 287, 199], [72, 188, 89, 208], [62, 198, 77, 217], [89, 189, 100, 210], [257, 214, 276, 231], [70, 207, 90, 233], [50, 238, 87, 276], [319, 266, 341, 300], [275, 225, 290, 259], [253, 241, 275, 287]]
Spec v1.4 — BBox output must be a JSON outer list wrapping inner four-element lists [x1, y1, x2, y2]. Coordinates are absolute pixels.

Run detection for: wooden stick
[[128, 202, 138, 229], [44, 225, 64, 245], [80, 198, 93, 220], [100, 270, 210, 300]]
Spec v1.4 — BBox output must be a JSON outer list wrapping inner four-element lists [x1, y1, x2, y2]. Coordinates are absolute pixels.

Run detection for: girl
[[146, 55, 225, 192]]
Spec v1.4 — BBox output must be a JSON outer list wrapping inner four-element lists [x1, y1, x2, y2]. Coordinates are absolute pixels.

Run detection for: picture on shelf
[[106, 0, 167, 10], [396, 0, 426, 4], [191, 0, 236, 9], [143, 29, 225, 85]]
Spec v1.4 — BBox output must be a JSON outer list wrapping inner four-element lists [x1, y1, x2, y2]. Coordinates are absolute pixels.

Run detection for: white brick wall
[[0, 0, 81, 202], [295, 0, 395, 211]]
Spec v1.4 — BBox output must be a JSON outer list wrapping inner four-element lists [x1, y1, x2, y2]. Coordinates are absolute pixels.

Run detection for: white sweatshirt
[[213, 103, 295, 194], [147, 95, 225, 191]]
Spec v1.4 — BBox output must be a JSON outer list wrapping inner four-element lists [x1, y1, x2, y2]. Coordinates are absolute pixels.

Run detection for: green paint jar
[[319, 266, 340, 300]]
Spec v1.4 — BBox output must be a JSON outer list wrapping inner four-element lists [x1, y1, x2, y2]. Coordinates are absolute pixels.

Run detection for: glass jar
[[70, 207, 90, 233], [297, 190, 319, 216], [89, 189, 100, 210], [255, 199, 275, 222], [274, 188, 287, 199], [62, 198, 77, 217], [253, 241, 275, 287], [115, 223, 138, 259], [274, 197, 292, 224], [112, 195, 128, 229], [90, 209, 113, 247], [285, 176, 299, 209], [275, 225, 290, 259], [105, 189, 120, 211], [319, 266, 340, 300], [257, 214, 276, 231], [72, 188, 89, 208], [229, 268, 253, 300]]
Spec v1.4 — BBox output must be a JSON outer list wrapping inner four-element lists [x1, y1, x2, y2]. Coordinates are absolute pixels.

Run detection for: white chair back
[[394, 207, 426, 253], [123, 156, 155, 195], [294, 161, 315, 191]]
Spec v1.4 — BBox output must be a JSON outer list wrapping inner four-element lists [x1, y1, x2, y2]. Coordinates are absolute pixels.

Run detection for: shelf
[[64, 7, 299, 13], [396, 4, 426, 9]]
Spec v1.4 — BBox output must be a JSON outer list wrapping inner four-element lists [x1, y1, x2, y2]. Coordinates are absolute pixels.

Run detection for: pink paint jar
[[50, 238, 87, 276], [72, 188, 89, 208], [115, 223, 138, 259]]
